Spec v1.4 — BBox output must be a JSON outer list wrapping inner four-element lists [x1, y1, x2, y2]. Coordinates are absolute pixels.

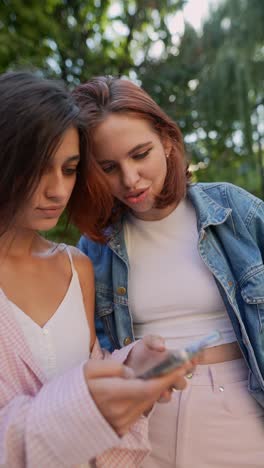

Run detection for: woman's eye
[[101, 164, 116, 174], [63, 166, 78, 175], [133, 149, 151, 160]]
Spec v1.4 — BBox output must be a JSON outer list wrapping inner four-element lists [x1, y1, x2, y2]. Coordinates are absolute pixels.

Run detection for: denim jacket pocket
[[241, 265, 264, 331]]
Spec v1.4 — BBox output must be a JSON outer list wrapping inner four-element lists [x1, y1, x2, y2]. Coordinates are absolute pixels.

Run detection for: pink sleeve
[[91, 338, 151, 467], [0, 363, 120, 467], [91, 337, 137, 363], [96, 416, 151, 467]]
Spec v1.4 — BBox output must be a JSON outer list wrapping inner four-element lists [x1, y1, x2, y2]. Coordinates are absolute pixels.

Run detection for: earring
[[165, 152, 169, 159]]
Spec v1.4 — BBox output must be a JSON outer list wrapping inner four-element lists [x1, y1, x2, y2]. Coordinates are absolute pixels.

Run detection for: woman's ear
[[162, 137, 173, 158]]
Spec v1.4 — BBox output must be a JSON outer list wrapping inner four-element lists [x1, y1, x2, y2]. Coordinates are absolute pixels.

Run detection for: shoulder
[[66, 247, 96, 347], [197, 181, 259, 199], [195, 182, 264, 228], [67, 245, 94, 286], [198, 182, 262, 208]]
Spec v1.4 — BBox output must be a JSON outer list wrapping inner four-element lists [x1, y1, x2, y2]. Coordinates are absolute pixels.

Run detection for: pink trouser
[[143, 358, 264, 468]]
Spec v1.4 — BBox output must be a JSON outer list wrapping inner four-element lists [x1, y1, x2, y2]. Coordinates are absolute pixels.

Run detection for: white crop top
[[10, 245, 90, 380], [124, 198, 236, 350]]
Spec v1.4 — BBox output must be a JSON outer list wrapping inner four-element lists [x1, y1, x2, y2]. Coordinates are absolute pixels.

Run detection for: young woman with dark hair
[[74, 76, 264, 467], [0, 71, 192, 468]]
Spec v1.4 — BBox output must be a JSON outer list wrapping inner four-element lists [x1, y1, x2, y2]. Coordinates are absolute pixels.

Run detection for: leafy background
[[1, 0, 263, 244]]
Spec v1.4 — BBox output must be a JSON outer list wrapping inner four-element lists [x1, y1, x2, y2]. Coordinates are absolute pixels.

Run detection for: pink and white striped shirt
[[0, 289, 150, 467]]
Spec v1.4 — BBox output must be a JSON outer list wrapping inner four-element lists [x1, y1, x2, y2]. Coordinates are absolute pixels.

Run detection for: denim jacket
[[78, 182, 264, 407]]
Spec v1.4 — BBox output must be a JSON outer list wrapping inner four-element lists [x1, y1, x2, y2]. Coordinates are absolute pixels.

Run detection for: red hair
[[71, 76, 191, 243]]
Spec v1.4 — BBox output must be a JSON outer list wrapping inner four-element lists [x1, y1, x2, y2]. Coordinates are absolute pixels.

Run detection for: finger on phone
[[143, 334, 166, 351], [84, 360, 128, 379], [171, 377, 187, 391], [158, 389, 172, 403]]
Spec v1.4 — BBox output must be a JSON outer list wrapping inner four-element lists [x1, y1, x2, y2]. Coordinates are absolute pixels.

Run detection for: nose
[[45, 172, 70, 202], [121, 165, 140, 189]]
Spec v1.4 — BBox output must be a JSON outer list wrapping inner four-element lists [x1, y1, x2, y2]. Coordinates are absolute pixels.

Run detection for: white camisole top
[[10, 244, 90, 380], [124, 198, 236, 350]]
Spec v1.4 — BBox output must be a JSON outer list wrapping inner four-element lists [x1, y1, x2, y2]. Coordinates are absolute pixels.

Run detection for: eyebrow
[[97, 141, 153, 164], [65, 155, 80, 163]]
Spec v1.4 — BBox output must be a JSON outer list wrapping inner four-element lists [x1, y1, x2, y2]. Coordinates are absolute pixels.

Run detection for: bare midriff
[[197, 341, 242, 365]]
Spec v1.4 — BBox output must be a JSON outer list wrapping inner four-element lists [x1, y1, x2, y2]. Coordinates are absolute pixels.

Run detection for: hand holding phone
[[138, 331, 221, 380]]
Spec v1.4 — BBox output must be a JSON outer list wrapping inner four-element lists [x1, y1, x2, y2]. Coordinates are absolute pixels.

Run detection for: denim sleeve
[[227, 184, 264, 261]]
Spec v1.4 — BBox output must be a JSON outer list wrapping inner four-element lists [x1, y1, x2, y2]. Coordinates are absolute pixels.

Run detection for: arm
[[0, 253, 141, 468], [227, 183, 264, 259], [76, 235, 114, 351], [73, 248, 151, 466], [72, 245, 136, 362], [0, 363, 121, 468], [70, 245, 97, 348], [85, 356, 193, 468]]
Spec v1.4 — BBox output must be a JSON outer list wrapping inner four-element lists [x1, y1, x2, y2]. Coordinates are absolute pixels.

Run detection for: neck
[[132, 201, 178, 221], [0, 228, 44, 258]]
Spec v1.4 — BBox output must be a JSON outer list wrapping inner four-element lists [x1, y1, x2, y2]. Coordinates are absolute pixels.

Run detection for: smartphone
[[138, 330, 221, 380]]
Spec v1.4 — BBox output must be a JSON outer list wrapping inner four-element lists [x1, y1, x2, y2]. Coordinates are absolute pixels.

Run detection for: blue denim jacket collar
[[187, 184, 232, 230]]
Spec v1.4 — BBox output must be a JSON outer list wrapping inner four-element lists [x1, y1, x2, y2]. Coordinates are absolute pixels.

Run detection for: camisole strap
[[58, 243, 76, 274]]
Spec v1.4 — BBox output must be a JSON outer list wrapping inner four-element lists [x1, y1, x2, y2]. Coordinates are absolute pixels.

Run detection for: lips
[[124, 187, 150, 204], [37, 206, 64, 218], [38, 206, 63, 210]]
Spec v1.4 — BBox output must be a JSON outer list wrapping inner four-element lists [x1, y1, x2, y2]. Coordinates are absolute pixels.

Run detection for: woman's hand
[[124, 334, 167, 375], [124, 335, 195, 394], [83, 359, 192, 436]]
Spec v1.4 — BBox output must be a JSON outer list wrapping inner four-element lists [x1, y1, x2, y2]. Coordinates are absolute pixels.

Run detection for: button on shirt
[[9, 267, 90, 380]]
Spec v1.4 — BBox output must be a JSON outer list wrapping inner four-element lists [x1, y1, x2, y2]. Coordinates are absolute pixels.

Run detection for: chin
[[35, 218, 60, 232], [132, 208, 150, 214], [131, 203, 154, 213]]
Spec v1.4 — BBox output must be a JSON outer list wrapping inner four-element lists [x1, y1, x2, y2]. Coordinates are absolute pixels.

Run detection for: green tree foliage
[[0, 0, 185, 82], [0, 0, 263, 242], [139, 0, 264, 196], [194, 0, 264, 194]]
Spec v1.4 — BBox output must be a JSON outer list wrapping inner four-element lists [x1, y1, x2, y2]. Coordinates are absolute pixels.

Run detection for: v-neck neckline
[[6, 269, 76, 330]]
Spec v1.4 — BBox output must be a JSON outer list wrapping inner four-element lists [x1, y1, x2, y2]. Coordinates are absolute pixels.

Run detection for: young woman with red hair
[[73, 76, 264, 467]]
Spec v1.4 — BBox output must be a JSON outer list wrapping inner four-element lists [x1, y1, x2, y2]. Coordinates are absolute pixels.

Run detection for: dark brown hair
[[0, 71, 112, 243], [72, 76, 191, 242], [0, 71, 88, 235]]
